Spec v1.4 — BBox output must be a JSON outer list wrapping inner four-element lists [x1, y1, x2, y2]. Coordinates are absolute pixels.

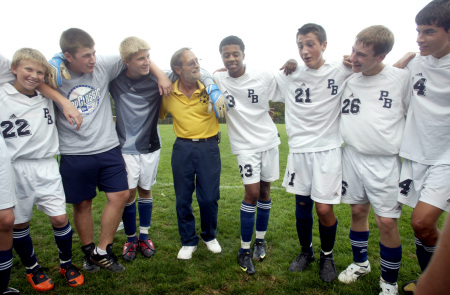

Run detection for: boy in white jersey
[[396, 1, 450, 293], [214, 36, 280, 275], [53, 28, 171, 273], [0, 48, 84, 292], [274, 23, 353, 282], [337, 26, 410, 295]]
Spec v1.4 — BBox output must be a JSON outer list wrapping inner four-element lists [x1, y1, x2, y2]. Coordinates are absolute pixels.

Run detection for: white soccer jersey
[[0, 54, 14, 85], [0, 83, 59, 161], [275, 61, 353, 153], [400, 54, 450, 165], [340, 65, 411, 155], [214, 68, 280, 154]]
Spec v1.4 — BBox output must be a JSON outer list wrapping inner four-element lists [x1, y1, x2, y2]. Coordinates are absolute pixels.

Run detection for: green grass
[[10, 124, 447, 294]]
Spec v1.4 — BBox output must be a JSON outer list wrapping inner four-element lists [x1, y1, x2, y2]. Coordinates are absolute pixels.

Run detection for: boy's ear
[[63, 52, 73, 63], [10, 65, 17, 75], [322, 41, 328, 51], [377, 52, 387, 63], [174, 66, 182, 75]]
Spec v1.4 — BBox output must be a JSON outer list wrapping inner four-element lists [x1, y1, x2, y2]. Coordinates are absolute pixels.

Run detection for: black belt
[[177, 135, 218, 142]]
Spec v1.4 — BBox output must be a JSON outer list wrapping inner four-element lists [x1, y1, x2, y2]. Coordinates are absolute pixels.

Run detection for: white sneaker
[[177, 246, 197, 260], [380, 279, 399, 295], [338, 262, 371, 284], [204, 238, 222, 254]]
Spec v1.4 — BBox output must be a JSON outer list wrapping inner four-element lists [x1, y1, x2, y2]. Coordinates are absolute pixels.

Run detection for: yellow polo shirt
[[160, 79, 219, 139]]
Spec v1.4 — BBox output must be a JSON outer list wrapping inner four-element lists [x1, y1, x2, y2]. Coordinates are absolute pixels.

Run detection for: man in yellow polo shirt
[[160, 48, 222, 260]]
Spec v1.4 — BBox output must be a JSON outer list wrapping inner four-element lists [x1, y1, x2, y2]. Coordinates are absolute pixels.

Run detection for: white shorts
[[341, 145, 402, 218], [123, 149, 161, 190], [398, 159, 450, 212], [13, 158, 67, 224], [0, 139, 15, 210], [282, 148, 342, 204], [236, 147, 279, 185]]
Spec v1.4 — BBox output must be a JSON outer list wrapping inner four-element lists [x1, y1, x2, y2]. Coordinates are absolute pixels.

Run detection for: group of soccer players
[[0, 0, 449, 294]]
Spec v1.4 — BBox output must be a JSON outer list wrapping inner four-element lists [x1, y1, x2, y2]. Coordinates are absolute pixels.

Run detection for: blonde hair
[[355, 25, 394, 56], [60, 28, 95, 56], [11, 48, 50, 74], [119, 37, 151, 62]]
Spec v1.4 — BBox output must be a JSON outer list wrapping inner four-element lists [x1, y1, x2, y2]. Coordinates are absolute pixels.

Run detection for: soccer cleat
[[90, 245, 126, 272], [319, 252, 338, 282], [253, 240, 266, 261], [26, 267, 54, 292], [2, 287, 20, 294], [402, 279, 417, 294], [139, 239, 156, 258], [380, 279, 399, 295], [338, 262, 371, 284], [237, 251, 256, 275], [60, 264, 84, 287], [204, 239, 222, 254], [122, 241, 138, 262], [289, 252, 315, 272], [177, 246, 197, 260], [81, 243, 100, 273]]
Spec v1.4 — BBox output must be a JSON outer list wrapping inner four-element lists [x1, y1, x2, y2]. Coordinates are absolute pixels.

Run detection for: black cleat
[[237, 251, 256, 275], [402, 279, 417, 294], [289, 252, 315, 272], [90, 244, 125, 273], [2, 287, 20, 294], [81, 243, 100, 273], [319, 252, 337, 282], [253, 240, 266, 261]]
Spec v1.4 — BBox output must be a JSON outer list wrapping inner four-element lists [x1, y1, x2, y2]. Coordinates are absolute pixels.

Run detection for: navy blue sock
[[350, 230, 369, 263], [319, 219, 338, 254], [380, 242, 402, 283], [295, 195, 314, 255], [415, 236, 435, 272], [13, 226, 38, 271], [138, 197, 153, 241], [122, 200, 137, 242], [0, 248, 13, 293], [255, 199, 271, 241], [53, 221, 73, 267], [240, 201, 256, 251]]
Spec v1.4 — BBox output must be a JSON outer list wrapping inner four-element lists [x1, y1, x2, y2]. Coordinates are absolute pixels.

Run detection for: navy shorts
[[60, 146, 129, 204]]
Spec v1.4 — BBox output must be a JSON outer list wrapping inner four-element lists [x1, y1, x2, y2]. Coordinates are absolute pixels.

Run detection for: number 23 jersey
[[0, 83, 59, 161]]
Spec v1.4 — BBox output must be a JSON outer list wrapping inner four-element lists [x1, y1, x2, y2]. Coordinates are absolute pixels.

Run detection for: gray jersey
[[55, 55, 125, 155]]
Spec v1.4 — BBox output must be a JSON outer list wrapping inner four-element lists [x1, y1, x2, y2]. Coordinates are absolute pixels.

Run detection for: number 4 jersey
[[0, 83, 59, 161], [400, 54, 450, 165], [340, 65, 411, 155]]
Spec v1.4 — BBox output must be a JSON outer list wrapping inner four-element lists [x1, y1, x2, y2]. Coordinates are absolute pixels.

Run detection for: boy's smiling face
[[416, 24, 450, 58], [12, 59, 46, 96]]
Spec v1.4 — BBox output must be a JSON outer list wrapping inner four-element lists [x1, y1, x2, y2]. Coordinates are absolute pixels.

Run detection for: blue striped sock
[[415, 236, 435, 272], [138, 197, 153, 241], [240, 201, 256, 249], [380, 242, 402, 284], [255, 199, 271, 240], [13, 226, 38, 270], [53, 221, 73, 266], [123, 200, 137, 242], [0, 248, 13, 293], [350, 230, 369, 263]]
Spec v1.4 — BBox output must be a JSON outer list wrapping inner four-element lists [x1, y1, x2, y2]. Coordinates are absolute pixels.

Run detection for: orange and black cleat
[[60, 264, 84, 287], [26, 267, 54, 292]]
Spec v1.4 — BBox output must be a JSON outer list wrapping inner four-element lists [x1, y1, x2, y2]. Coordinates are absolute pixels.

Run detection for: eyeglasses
[[181, 59, 200, 68]]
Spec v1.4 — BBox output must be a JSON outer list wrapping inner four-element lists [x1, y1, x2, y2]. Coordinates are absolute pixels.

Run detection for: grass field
[[9, 124, 447, 294]]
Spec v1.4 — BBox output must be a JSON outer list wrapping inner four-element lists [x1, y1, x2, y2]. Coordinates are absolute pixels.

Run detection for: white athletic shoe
[[177, 246, 197, 260], [204, 239, 222, 254], [380, 279, 399, 295], [338, 262, 371, 284]]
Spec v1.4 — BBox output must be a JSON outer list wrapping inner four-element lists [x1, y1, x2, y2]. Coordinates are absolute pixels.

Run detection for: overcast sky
[[1, 0, 430, 72]]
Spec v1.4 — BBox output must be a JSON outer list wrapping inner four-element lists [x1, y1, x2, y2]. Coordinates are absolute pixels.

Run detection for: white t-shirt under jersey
[[400, 54, 450, 165], [275, 60, 353, 153], [340, 64, 411, 155], [214, 68, 280, 155]]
